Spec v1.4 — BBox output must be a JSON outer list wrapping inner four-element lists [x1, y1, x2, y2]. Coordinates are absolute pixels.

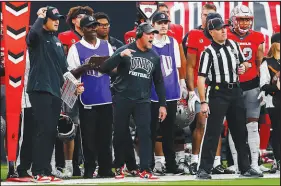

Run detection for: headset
[[136, 22, 148, 39], [43, 6, 50, 24]]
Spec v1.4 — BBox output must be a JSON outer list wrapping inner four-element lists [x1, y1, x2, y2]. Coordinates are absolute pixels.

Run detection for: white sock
[[155, 156, 165, 164], [228, 131, 238, 170], [135, 149, 140, 165], [191, 154, 199, 164], [65, 160, 72, 168], [51, 147, 56, 171], [176, 151, 185, 163], [213, 156, 221, 168], [246, 122, 260, 167]]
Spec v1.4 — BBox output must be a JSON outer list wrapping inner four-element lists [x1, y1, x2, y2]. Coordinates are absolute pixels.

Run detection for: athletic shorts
[[243, 87, 261, 119]]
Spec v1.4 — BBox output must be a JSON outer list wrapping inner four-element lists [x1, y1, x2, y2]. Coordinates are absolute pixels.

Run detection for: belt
[[212, 82, 240, 89]]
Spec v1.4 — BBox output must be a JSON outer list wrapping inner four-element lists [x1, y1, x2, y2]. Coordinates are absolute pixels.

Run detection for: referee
[[196, 14, 263, 179]]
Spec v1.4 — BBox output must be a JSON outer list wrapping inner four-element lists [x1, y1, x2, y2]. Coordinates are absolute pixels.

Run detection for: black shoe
[[83, 168, 94, 179], [211, 165, 230, 174], [165, 168, 185, 176], [7, 171, 19, 179], [196, 169, 211, 179], [189, 163, 198, 175], [241, 168, 263, 178], [18, 171, 31, 178], [97, 170, 115, 178], [73, 164, 81, 176]]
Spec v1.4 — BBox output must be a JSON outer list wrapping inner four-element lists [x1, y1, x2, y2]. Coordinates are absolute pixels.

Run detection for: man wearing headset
[[96, 22, 167, 179]]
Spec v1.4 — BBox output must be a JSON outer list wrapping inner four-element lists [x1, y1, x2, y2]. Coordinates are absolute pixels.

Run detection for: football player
[[227, 5, 265, 174]]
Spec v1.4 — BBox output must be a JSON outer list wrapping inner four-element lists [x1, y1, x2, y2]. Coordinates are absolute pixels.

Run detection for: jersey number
[[242, 47, 253, 61], [161, 55, 173, 77]]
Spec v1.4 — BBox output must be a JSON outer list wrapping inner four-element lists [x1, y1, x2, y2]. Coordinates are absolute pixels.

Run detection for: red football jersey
[[124, 23, 183, 45], [58, 30, 81, 55], [186, 29, 211, 87], [124, 27, 137, 44], [227, 30, 264, 82], [169, 23, 183, 45]]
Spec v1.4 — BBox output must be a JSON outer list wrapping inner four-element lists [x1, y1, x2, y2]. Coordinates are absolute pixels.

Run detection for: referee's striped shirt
[[198, 39, 246, 83]]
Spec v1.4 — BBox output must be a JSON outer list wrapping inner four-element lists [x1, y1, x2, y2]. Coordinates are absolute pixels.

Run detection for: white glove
[[188, 91, 200, 113], [257, 91, 266, 106], [277, 78, 280, 90], [180, 79, 188, 99]]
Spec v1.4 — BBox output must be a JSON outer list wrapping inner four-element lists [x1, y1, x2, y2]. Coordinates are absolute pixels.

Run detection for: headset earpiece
[[43, 6, 49, 24]]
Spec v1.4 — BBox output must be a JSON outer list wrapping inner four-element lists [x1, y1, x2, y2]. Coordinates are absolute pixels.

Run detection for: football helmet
[[230, 5, 253, 34], [57, 114, 77, 142], [175, 99, 195, 129]]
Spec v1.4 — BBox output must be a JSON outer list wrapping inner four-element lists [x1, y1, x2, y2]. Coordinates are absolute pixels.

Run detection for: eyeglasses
[[98, 23, 110, 28]]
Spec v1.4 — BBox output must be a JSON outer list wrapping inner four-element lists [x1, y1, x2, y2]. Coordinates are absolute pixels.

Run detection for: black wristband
[[201, 101, 208, 104]]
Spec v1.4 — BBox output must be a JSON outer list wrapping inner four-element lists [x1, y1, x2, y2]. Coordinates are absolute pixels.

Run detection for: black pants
[[29, 91, 62, 176], [79, 103, 113, 175], [113, 95, 151, 171], [151, 101, 177, 170], [199, 86, 250, 173], [268, 107, 280, 161], [17, 108, 34, 174]]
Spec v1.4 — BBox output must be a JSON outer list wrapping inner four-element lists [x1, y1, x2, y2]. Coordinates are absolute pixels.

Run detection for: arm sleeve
[[100, 47, 126, 73], [173, 38, 181, 68], [153, 56, 166, 107], [198, 50, 212, 77], [26, 18, 44, 46]]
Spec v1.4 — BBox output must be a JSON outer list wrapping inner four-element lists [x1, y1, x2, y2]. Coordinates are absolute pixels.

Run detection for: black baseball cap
[[207, 18, 228, 30], [137, 22, 159, 34], [152, 12, 170, 23], [271, 32, 280, 44], [204, 13, 224, 39], [80, 15, 99, 28], [46, 6, 65, 20]]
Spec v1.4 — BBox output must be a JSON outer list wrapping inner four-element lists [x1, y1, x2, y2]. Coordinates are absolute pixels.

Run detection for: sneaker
[[97, 170, 115, 178], [52, 168, 64, 178], [212, 164, 235, 174], [48, 175, 63, 182], [93, 166, 99, 178], [153, 162, 166, 176], [63, 166, 73, 178], [226, 165, 239, 174], [165, 168, 185, 176], [115, 168, 125, 179], [269, 160, 280, 174], [241, 168, 263, 178], [259, 165, 270, 173], [139, 169, 159, 179], [196, 169, 211, 179], [31, 175, 51, 183], [189, 163, 198, 175], [251, 165, 263, 175], [178, 158, 190, 174]]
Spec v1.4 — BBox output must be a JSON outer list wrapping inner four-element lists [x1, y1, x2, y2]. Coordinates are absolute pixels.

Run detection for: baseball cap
[[204, 13, 225, 39], [271, 32, 280, 44], [46, 6, 65, 20], [207, 17, 228, 31], [137, 22, 159, 35], [80, 15, 100, 28], [152, 12, 170, 23]]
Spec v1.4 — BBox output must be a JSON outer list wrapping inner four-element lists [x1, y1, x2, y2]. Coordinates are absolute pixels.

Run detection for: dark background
[[29, 1, 137, 42]]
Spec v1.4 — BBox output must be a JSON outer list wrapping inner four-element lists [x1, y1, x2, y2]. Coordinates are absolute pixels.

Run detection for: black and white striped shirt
[[198, 39, 246, 83]]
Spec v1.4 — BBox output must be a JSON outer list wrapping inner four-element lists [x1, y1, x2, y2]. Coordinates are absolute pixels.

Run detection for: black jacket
[[100, 42, 166, 106], [26, 18, 68, 98]]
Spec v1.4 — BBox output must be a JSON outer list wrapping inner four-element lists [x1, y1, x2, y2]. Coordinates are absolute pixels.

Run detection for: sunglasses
[[85, 23, 100, 29]]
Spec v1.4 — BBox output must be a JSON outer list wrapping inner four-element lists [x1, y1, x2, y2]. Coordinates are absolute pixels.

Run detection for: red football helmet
[[230, 5, 254, 34]]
